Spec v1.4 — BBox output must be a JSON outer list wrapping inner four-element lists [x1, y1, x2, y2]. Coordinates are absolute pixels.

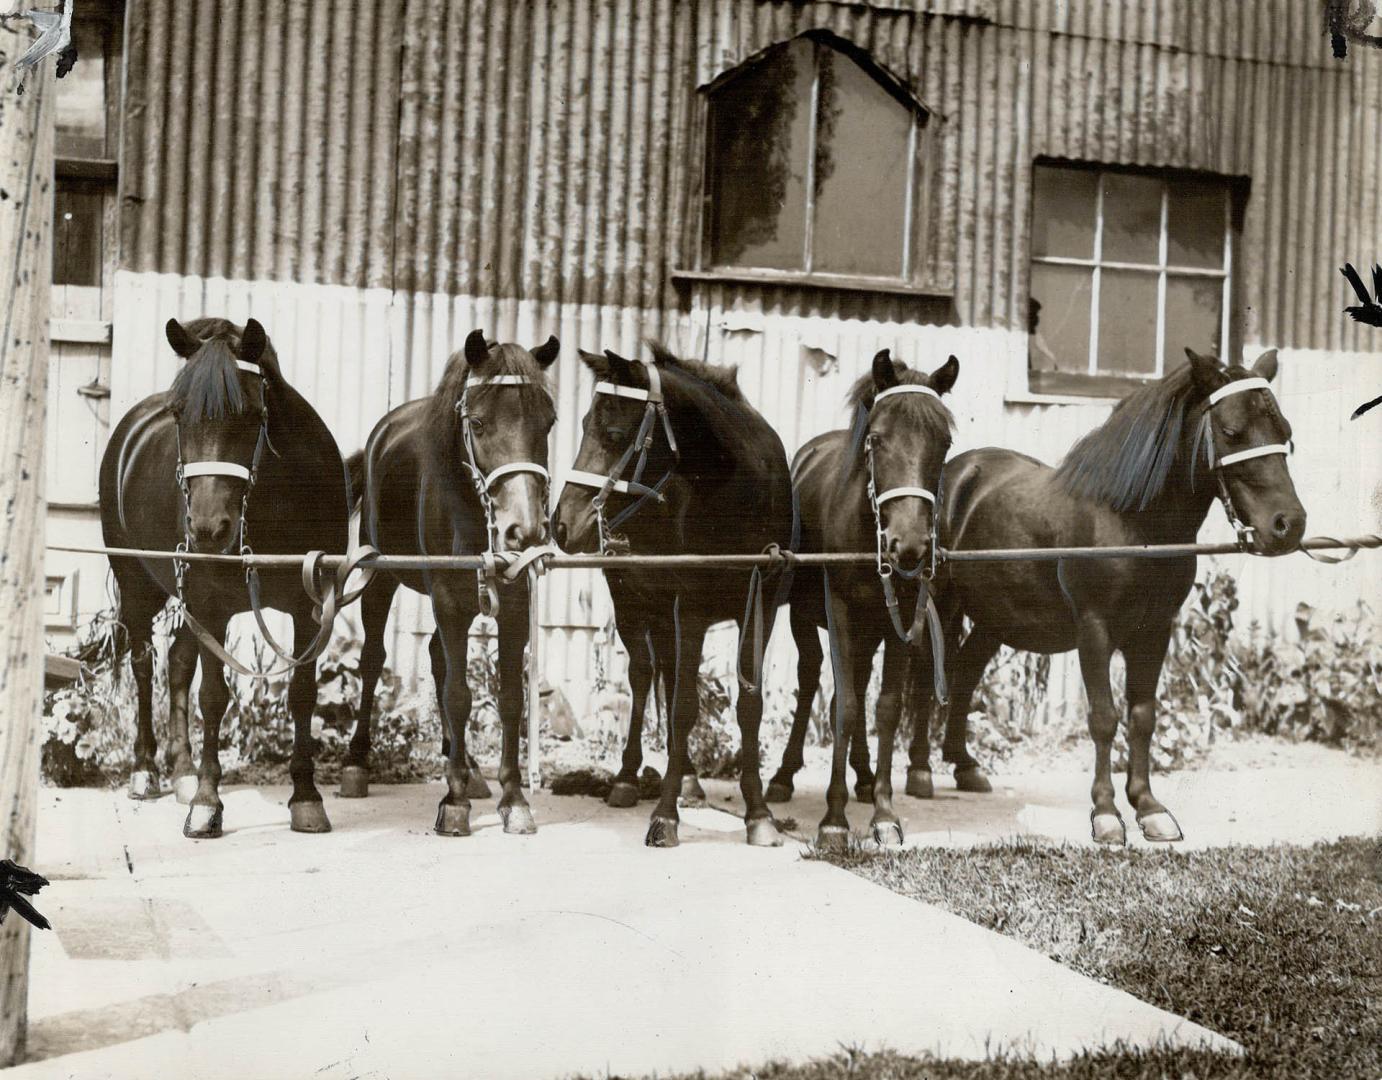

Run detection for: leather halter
[[1195, 377, 1292, 549], [564, 361, 679, 554], [455, 372, 554, 615]]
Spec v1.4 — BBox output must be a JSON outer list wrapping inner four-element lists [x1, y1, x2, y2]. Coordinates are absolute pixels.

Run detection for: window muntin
[[1029, 165, 1233, 388], [706, 36, 924, 284]]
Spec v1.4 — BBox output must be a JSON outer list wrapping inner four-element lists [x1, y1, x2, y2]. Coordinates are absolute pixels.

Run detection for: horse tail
[[345, 450, 366, 515]]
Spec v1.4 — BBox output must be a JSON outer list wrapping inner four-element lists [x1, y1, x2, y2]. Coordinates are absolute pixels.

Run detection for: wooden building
[[44, 0, 1382, 722]]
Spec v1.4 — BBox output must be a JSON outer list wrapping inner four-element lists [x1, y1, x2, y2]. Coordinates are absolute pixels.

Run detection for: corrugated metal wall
[[120, 0, 1382, 350], [105, 0, 1382, 718]]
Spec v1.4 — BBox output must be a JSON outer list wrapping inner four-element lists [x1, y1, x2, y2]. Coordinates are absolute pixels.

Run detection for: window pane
[[1100, 173, 1162, 265], [1163, 275, 1223, 371], [1029, 263, 1092, 375], [811, 47, 910, 277], [1096, 269, 1159, 376], [1167, 178, 1227, 269], [1031, 165, 1098, 259], [54, 185, 104, 286], [708, 37, 814, 270], [56, 22, 107, 159]]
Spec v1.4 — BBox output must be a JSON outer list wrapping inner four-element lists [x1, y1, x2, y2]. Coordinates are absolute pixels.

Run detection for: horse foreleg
[[817, 591, 867, 852], [184, 613, 231, 839], [608, 627, 653, 808], [494, 591, 536, 835], [942, 627, 1001, 793], [287, 611, 330, 833], [766, 604, 821, 803], [433, 588, 477, 836], [342, 576, 394, 798], [645, 615, 707, 848], [125, 614, 161, 800], [430, 630, 491, 799], [1075, 617, 1124, 845], [869, 637, 909, 846], [1124, 624, 1182, 842], [165, 622, 200, 803]]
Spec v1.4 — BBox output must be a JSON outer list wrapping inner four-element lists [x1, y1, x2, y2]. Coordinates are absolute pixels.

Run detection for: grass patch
[[573, 837, 1380, 1080]]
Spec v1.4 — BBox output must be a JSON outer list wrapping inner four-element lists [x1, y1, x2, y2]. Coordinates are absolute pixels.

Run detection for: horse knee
[[1128, 701, 1156, 741], [1086, 707, 1118, 744]]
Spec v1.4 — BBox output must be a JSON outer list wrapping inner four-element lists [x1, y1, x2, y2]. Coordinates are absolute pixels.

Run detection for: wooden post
[[0, 25, 54, 1068]]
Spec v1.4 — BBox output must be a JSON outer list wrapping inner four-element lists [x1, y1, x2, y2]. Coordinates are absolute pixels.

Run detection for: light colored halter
[[1197, 376, 1292, 547]]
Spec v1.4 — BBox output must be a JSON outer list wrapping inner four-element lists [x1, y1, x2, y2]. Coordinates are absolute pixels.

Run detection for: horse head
[[1186, 347, 1306, 555], [165, 317, 274, 554], [450, 329, 559, 552], [861, 349, 958, 575]]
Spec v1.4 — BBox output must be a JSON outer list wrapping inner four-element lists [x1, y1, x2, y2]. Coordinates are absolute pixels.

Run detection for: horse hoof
[[338, 766, 369, 798], [466, 772, 493, 800], [871, 820, 904, 847], [290, 801, 332, 834], [645, 816, 680, 848], [905, 769, 934, 799], [173, 775, 199, 804], [434, 802, 471, 837], [746, 817, 783, 847], [764, 779, 794, 803], [954, 765, 993, 793], [678, 775, 707, 808], [183, 804, 223, 839], [605, 781, 640, 808], [854, 782, 875, 805], [815, 825, 851, 853], [128, 770, 161, 801], [499, 803, 538, 835], [1090, 811, 1127, 846], [1137, 810, 1184, 843]]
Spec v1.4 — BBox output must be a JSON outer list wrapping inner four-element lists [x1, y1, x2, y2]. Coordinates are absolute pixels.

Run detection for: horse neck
[[1125, 428, 1218, 542]]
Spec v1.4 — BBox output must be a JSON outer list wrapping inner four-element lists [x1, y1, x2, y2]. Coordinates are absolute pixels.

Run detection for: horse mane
[[1055, 364, 1200, 512], [423, 341, 555, 484], [647, 341, 743, 400], [167, 321, 252, 422]]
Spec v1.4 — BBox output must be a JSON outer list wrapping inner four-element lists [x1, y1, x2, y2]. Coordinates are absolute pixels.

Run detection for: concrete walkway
[[10, 762, 1309, 1080]]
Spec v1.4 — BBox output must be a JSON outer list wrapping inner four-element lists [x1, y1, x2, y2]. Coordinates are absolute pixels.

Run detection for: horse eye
[[470, 419, 486, 434], [1221, 426, 1238, 439]]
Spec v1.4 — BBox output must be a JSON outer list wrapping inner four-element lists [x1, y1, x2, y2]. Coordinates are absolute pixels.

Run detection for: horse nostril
[[1271, 513, 1291, 537], [554, 520, 568, 549]]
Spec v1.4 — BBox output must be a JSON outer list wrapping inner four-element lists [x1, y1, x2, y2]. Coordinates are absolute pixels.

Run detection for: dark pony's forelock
[[1055, 364, 1200, 511], [167, 334, 250, 422], [845, 358, 955, 450]]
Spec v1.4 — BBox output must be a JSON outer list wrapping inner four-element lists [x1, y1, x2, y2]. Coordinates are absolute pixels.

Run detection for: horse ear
[[603, 349, 634, 383], [464, 329, 489, 367], [930, 355, 960, 396], [1251, 348, 1279, 383], [531, 335, 560, 369], [166, 319, 200, 359], [1184, 347, 1226, 396], [871, 349, 898, 391], [239, 318, 268, 367]]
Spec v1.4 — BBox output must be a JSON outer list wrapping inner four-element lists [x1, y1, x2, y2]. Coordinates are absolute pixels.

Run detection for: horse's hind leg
[[766, 604, 821, 803], [287, 608, 331, 833], [849, 647, 876, 803], [431, 630, 491, 799], [942, 627, 1001, 793], [736, 665, 782, 848], [341, 576, 395, 797], [165, 622, 200, 803], [608, 627, 653, 808], [1124, 624, 1182, 842], [1075, 617, 1125, 845]]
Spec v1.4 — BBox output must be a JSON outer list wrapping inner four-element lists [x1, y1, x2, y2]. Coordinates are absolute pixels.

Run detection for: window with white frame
[[699, 33, 931, 290], [1028, 164, 1237, 395]]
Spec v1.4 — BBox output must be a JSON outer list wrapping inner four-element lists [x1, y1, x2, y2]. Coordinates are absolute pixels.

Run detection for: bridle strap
[[874, 486, 936, 506], [1217, 443, 1291, 468], [1196, 376, 1290, 548], [872, 384, 942, 407], [1206, 377, 1272, 406], [180, 461, 252, 482], [482, 461, 550, 491]]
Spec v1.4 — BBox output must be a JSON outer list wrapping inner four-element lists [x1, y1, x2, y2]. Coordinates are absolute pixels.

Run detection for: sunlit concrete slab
[[13, 781, 1238, 1080]]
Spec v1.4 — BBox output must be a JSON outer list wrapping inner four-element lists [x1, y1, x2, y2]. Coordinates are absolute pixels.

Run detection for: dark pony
[[768, 350, 959, 848], [99, 317, 352, 838], [346, 330, 559, 836], [905, 349, 1305, 844], [554, 342, 794, 848]]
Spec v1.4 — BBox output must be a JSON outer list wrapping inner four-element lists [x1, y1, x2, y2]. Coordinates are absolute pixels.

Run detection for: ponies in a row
[[100, 318, 1305, 848]]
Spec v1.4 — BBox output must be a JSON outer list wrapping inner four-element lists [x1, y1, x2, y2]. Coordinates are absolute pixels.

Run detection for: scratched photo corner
[[0, 1, 1379, 1078]]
